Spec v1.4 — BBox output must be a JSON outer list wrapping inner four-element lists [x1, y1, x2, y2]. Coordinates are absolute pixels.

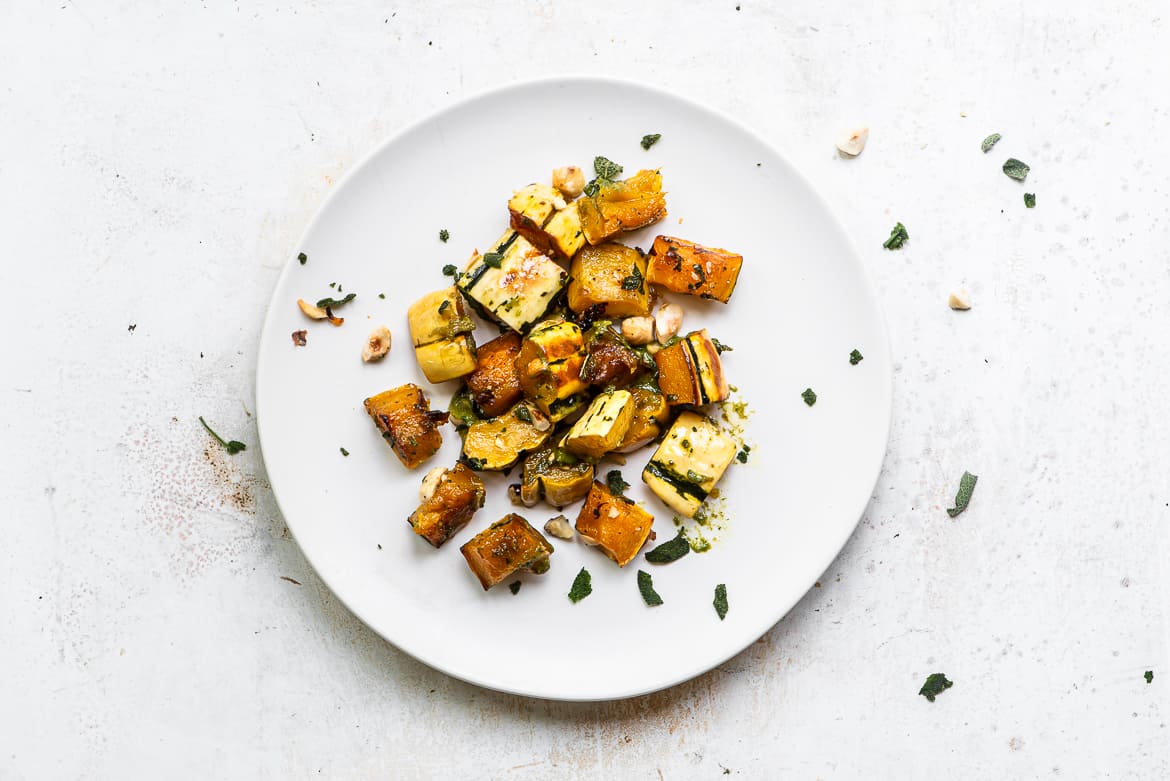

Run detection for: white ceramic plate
[[256, 77, 891, 701]]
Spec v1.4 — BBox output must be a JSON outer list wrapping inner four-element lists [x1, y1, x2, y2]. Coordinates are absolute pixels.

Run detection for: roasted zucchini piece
[[464, 331, 523, 418], [566, 243, 651, 318], [461, 513, 554, 590], [574, 481, 655, 567], [364, 383, 448, 469], [516, 319, 588, 416], [461, 400, 553, 471], [407, 463, 486, 547], [579, 321, 642, 387], [645, 235, 744, 303], [457, 231, 567, 332], [407, 287, 478, 383], [641, 411, 737, 518], [616, 387, 670, 452], [519, 445, 594, 508], [561, 389, 635, 460], [577, 169, 667, 245], [653, 329, 729, 406]]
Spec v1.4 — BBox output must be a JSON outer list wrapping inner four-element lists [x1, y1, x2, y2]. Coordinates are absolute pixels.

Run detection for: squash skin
[[645, 235, 743, 303], [515, 319, 588, 416], [460, 513, 554, 589], [407, 463, 486, 547], [574, 481, 655, 567], [464, 332, 524, 418], [616, 387, 671, 452], [363, 384, 448, 469], [567, 243, 651, 318], [461, 401, 553, 471], [652, 329, 729, 407]]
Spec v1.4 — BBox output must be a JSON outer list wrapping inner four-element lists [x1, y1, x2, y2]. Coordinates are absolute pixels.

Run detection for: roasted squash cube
[[642, 411, 738, 518], [457, 232, 567, 332], [567, 243, 651, 318], [461, 513, 554, 589], [508, 183, 561, 236], [407, 463, 486, 547], [461, 401, 553, 471], [364, 383, 448, 469], [407, 287, 478, 383], [574, 481, 655, 567], [562, 390, 635, 460], [464, 332, 523, 417], [516, 319, 588, 416], [579, 322, 643, 387], [646, 236, 743, 303], [616, 387, 671, 452], [519, 445, 594, 508], [653, 329, 729, 406], [577, 169, 667, 245], [543, 206, 586, 260], [412, 335, 478, 384]]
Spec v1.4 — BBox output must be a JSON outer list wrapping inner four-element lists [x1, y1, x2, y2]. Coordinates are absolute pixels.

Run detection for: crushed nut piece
[[419, 466, 446, 502], [948, 290, 972, 310], [607, 505, 620, 519], [362, 325, 392, 362], [836, 127, 869, 157], [552, 166, 585, 199], [544, 515, 574, 539], [530, 409, 552, 432], [291, 330, 307, 346], [621, 316, 654, 345], [655, 303, 684, 343], [297, 298, 328, 320]]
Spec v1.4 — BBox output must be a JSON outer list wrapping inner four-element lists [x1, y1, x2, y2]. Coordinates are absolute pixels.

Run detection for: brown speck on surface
[[1009, 737, 1025, 751], [814, 581, 822, 588], [292, 329, 307, 346], [279, 576, 302, 586]]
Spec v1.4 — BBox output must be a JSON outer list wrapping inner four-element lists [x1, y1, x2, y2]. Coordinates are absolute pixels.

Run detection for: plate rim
[[255, 75, 893, 701]]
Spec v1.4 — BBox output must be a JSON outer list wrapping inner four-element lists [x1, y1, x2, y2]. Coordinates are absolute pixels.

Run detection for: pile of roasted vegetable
[[362, 159, 746, 590]]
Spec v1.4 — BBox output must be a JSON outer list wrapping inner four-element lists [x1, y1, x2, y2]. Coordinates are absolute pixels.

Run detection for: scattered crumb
[[291, 330, 307, 346]]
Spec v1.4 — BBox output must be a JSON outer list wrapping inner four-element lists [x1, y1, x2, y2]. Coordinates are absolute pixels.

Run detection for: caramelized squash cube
[[407, 287, 478, 383], [577, 169, 667, 245], [616, 387, 671, 452], [646, 236, 743, 303], [519, 445, 594, 508], [461, 401, 553, 471], [561, 390, 635, 460], [464, 332, 523, 418], [461, 513, 554, 589], [574, 481, 655, 567], [364, 383, 448, 469], [653, 329, 729, 407], [516, 319, 588, 416], [407, 463, 486, 547], [567, 243, 651, 318]]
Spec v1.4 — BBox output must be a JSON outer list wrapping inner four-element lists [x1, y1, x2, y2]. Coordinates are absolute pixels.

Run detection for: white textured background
[[2, 1, 1167, 778]]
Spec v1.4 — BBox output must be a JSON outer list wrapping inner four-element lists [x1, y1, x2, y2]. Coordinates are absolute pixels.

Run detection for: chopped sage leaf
[[481, 252, 504, 269], [981, 133, 1001, 153], [735, 447, 750, 464], [1024, 192, 1036, 208], [439, 229, 449, 243], [850, 349, 864, 365], [297, 252, 308, 265], [713, 583, 728, 620], [606, 469, 630, 496], [919, 673, 953, 702], [442, 263, 458, 277], [1145, 670, 1154, 684], [1003, 158, 1030, 181], [513, 405, 533, 424], [593, 155, 623, 180], [339, 447, 349, 457], [711, 338, 734, 354], [640, 133, 661, 150], [378, 293, 385, 299], [199, 416, 246, 455], [620, 266, 644, 292], [568, 567, 593, 603], [315, 292, 356, 309], [509, 580, 521, 595], [883, 222, 909, 250], [946, 471, 978, 517], [801, 388, 817, 406], [637, 570, 663, 606], [645, 532, 690, 564]]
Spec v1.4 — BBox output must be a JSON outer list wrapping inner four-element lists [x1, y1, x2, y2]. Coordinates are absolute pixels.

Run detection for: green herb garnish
[[442, 263, 458, 277], [481, 252, 504, 269], [919, 673, 953, 702], [711, 338, 734, 354], [713, 583, 728, 620], [339, 447, 349, 456], [439, 229, 449, 243], [378, 293, 385, 299], [645, 533, 690, 564], [438, 300, 451, 314], [509, 580, 521, 595], [1145, 670, 1154, 684], [463, 456, 487, 470], [568, 567, 593, 603], [594, 155, 623, 180], [637, 570, 663, 606], [315, 292, 357, 309], [946, 471, 978, 517], [685, 469, 708, 483], [981, 133, 1001, 153], [1024, 192, 1036, 208], [199, 416, 246, 455], [606, 469, 630, 495], [850, 349, 864, 365], [883, 222, 909, 250], [640, 133, 661, 150], [514, 405, 533, 424], [735, 445, 751, 464], [620, 266, 644, 292], [1003, 158, 1030, 181], [297, 252, 308, 265], [801, 388, 817, 406], [553, 449, 579, 467]]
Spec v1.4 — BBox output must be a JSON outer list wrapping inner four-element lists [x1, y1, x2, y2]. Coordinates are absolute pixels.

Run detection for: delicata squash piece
[[561, 390, 635, 460], [407, 287, 478, 383], [464, 331, 523, 418], [364, 383, 448, 469], [407, 463, 486, 547], [461, 513, 554, 590], [508, 184, 587, 261], [516, 319, 589, 420], [518, 445, 594, 508], [646, 236, 744, 303], [642, 411, 738, 518], [616, 387, 671, 452], [653, 329, 729, 407], [577, 169, 667, 245], [574, 481, 655, 567], [457, 231, 567, 332], [461, 401, 553, 471], [579, 321, 643, 388], [567, 243, 651, 318]]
